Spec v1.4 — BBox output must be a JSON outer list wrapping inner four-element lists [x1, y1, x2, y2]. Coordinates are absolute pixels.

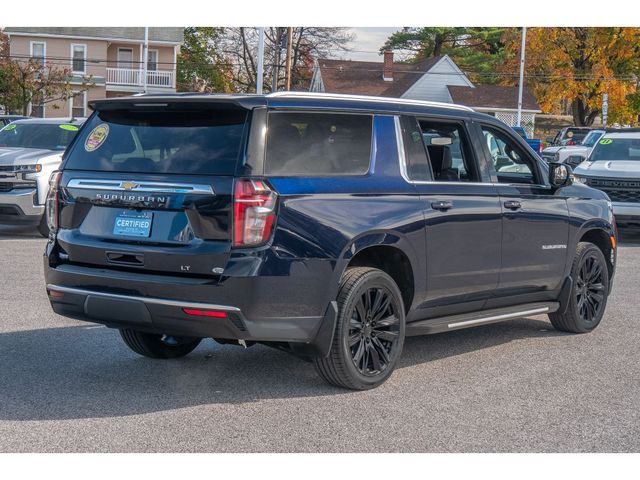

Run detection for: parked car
[[0, 115, 28, 127], [545, 129, 606, 167], [0, 117, 85, 236], [512, 126, 542, 155], [573, 129, 640, 228], [549, 127, 592, 147], [44, 93, 616, 390]]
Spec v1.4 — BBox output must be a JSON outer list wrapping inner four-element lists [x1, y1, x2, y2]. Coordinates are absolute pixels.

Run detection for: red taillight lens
[[45, 171, 62, 233], [233, 178, 277, 247], [182, 308, 228, 318]]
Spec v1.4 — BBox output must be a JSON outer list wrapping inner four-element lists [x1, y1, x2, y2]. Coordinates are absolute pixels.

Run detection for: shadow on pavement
[[617, 227, 640, 247], [0, 317, 560, 421], [0, 225, 42, 240]]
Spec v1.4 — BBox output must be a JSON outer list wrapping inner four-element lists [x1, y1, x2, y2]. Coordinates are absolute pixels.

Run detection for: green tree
[[176, 27, 231, 93], [381, 27, 509, 83]]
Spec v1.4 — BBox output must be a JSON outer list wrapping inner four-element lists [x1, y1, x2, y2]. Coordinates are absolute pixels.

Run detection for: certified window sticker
[[84, 123, 109, 152], [599, 138, 613, 145]]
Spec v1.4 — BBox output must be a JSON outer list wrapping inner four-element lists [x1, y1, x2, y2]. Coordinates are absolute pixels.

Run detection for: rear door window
[[264, 112, 373, 176], [64, 109, 248, 175]]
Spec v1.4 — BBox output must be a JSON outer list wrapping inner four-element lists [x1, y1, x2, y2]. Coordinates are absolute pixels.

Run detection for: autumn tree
[[0, 29, 93, 116], [381, 27, 510, 83], [220, 27, 352, 92], [176, 27, 232, 93], [500, 28, 640, 126]]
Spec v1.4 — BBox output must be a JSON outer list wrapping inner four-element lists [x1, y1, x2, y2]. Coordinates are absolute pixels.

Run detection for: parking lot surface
[[0, 224, 639, 452]]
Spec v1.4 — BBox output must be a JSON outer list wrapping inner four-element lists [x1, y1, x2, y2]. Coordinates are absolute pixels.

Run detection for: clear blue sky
[[346, 27, 400, 61]]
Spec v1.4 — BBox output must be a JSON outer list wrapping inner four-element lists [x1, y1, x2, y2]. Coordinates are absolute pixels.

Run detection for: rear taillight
[[233, 178, 277, 247], [45, 171, 62, 233]]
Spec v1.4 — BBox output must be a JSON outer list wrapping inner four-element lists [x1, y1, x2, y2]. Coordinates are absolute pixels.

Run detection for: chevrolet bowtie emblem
[[120, 181, 140, 191]]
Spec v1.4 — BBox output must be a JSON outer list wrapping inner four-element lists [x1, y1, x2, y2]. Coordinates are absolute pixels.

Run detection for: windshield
[[0, 123, 79, 150], [590, 138, 640, 161], [64, 109, 247, 174], [581, 131, 605, 147]]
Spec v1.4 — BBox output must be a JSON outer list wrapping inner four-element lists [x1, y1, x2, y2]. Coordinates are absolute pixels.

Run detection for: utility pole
[[284, 27, 293, 91], [272, 27, 283, 92], [516, 26, 527, 127], [142, 26, 149, 93], [256, 27, 265, 94]]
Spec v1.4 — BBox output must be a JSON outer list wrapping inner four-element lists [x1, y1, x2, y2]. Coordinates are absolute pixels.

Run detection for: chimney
[[383, 50, 393, 81]]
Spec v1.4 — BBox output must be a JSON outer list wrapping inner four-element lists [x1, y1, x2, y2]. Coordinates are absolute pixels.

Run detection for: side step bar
[[406, 302, 559, 336]]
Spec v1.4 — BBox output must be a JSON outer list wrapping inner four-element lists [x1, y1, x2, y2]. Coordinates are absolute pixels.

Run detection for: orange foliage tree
[[501, 28, 640, 126]]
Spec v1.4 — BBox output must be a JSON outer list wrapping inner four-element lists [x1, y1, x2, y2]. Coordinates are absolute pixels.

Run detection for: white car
[[541, 129, 605, 164], [0, 118, 84, 236], [573, 130, 640, 227]]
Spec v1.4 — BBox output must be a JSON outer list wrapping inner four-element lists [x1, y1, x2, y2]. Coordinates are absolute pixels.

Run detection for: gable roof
[[316, 56, 443, 97], [447, 85, 540, 111]]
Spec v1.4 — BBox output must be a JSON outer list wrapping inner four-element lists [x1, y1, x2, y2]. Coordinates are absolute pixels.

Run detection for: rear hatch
[[55, 101, 251, 277]]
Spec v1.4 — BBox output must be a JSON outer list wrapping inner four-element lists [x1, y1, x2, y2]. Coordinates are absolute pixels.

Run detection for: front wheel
[[549, 242, 610, 333], [314, 267, 406, 390], [119, 329, 202, 359]]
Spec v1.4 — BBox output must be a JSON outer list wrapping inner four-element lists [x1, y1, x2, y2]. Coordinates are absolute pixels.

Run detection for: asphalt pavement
[[0, 224, 639, 452]]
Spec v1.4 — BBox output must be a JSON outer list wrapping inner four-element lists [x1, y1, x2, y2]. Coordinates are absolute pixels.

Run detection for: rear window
[[64, 109, 247, 174], [265, 112, 372, 176]]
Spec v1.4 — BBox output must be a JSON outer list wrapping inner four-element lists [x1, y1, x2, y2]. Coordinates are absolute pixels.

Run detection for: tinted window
[[590, 138, 640, 161], [265, 112, 372, 176], [64, 109, 247, 174], [581, 130, 605, 147], [399, 116, 430, 181], [0, 123, 78, 150], [418, 120, 477, 182]]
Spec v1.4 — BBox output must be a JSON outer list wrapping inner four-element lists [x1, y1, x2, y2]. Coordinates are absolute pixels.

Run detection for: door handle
[[431, 200, 453, 211], [504, 200, 522, 210]]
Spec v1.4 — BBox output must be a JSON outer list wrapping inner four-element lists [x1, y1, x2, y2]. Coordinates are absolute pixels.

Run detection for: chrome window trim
[[394, 115, 496, 187], [46, 284, 241, 312], [66, 179, 214, 195]]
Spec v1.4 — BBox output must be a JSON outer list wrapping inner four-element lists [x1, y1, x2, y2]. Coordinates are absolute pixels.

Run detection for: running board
[[406, 302, 559, 336]]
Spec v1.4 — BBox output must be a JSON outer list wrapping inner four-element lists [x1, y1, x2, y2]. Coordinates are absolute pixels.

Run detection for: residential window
[[71, 44, 87, 73], [117, 48, 133, 68], [265, 112, 373, 176], [417, 119, 478, 182], [147, 49, 158, 71], [31, 95, 44, 118], [31, 42, 46, 66], [71, 91, 86, 118]]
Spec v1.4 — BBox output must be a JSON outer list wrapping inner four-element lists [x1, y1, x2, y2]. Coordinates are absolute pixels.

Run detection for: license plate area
[[113, 211, 153, 238]]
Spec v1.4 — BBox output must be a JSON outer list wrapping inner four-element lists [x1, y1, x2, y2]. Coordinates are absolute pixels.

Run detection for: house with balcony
[[4, 27, 183, 118]]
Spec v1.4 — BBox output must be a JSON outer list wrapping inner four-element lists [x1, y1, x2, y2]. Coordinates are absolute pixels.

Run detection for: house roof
[[316, 57, 443, 97], [5, 27, 184, 44], [447, 85, 540, 111]]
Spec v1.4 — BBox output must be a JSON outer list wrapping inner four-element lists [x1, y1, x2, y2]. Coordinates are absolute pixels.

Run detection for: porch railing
[[106, 67, 175, 88]]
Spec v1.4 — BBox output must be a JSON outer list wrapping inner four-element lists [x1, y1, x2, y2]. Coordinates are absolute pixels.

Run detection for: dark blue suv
[[43, 92, 617, 390]]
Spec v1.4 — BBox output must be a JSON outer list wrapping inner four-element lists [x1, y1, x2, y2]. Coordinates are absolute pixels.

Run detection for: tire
[[37, 215, 49, 238], [549, 242, 610, 333], [314, 267, 406, 390], [119, 329, 202, 359]]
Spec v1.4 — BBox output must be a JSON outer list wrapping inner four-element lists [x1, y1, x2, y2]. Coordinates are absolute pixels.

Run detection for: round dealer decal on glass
[[84, 123, 109, 152]]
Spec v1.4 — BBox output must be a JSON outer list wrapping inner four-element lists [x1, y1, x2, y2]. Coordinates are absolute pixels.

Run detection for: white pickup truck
[[573, 129, 640, 228], [0, 118, 84, 236]]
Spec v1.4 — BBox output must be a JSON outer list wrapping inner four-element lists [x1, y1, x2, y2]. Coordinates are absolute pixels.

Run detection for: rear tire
[[314, 267, 406, 390], [549, 242, 610, 333], [37, 215, 49, 238], [119, 329, 202, 359]]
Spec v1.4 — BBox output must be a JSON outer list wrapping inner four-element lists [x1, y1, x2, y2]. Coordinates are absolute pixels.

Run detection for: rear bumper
[[0, 188, 44, 222], [44, 259, 337, 355]]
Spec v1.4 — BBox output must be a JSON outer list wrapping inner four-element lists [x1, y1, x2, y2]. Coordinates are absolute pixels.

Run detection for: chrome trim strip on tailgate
[[66, 179, 214, 195], [46, 284, 240, 312]]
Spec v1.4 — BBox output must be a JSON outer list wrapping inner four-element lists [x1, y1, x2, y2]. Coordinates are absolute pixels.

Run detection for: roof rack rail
[[266, 91, 474, 112]]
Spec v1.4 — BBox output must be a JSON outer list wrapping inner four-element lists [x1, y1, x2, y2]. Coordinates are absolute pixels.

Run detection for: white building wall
[[401, 56, 473, 103]]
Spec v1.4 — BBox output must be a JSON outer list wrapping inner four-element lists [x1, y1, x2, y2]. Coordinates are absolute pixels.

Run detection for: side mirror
[[549, 162, 573, 188], [565, 155, 586, 168]]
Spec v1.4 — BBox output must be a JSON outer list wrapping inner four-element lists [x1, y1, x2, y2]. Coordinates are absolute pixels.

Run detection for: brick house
[[4, 27, 183, 118], [310, 52, 541, 136]]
